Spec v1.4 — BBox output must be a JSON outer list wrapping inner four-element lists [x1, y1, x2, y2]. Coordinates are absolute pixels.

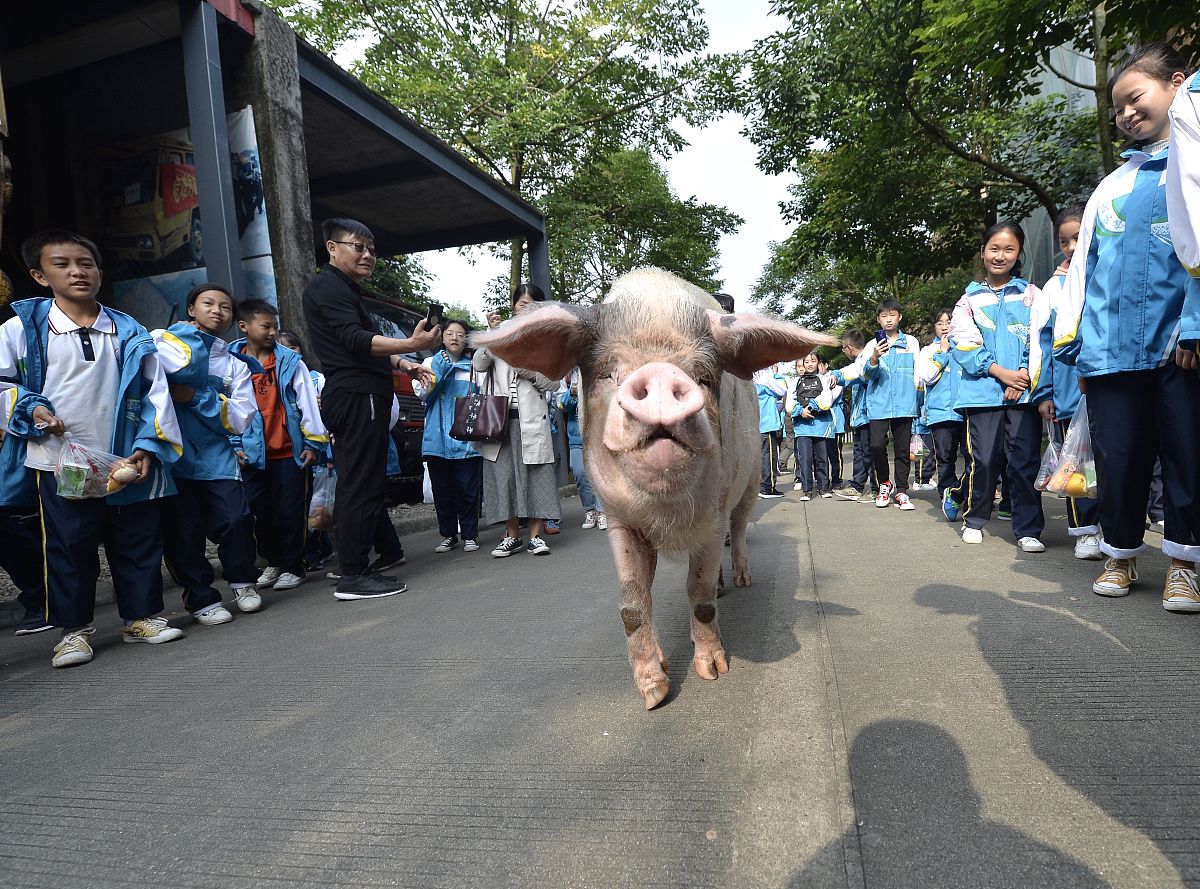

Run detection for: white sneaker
[[463, 539, 479, 552], [194, 603, 234, 625], [273, 572, 303, 591], [527, 536, 551, 555], [232, 586, 262, 612], [256, 566, 281, 587], [1073, 533, 1103, 561], [799, 491, 811, 501], [1017, 537, 1046, 553], [597, 514, 608, 530], [793, 482, 804, 491], [820, 491, 834, 499], [51, 627, 96, 668], [894, 492, 915, 511], [582, 510, 598, 529], [875, 482, 894, 508], [434, 537, 459, 553], [962, 527, 983, 544]]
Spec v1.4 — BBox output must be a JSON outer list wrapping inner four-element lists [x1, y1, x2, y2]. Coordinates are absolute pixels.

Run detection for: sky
[[337, 1, 794, 320]]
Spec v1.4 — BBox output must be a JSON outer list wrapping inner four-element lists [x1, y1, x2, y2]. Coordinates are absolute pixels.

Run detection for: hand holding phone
[[425, 302, 445, 331]]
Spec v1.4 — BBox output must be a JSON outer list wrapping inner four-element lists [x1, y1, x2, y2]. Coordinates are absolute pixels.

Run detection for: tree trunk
[[1093, 4, 1117, 175], [508, 149, 525, 293]]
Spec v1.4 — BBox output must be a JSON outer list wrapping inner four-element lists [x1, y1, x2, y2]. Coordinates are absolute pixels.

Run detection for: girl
[[475, 283, 561, 557], [1039, 206, 1103, 561], [420, 319, 484, 553], [792, 353, 842, 500], [1054, 43, 1200, 608], [153, 283, 260, 624], [916, 308, 965, 514], [949, 222, 1052, 551]]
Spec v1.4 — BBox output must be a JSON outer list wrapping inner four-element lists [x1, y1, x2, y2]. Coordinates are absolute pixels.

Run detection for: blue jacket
[[862, 331, 920, 419], [950, 279, 1051, 410], [754, 370, 786, 434], [229, 341, 330, 469], [791, 373, 842, 439], [420, 351, 480, 460], [1040, 275, 1082, 420], [916, 341, 963, 426], [1054, 144, 1196, 375], [560, 388, 586, 448], [1, 298, 181, 506]]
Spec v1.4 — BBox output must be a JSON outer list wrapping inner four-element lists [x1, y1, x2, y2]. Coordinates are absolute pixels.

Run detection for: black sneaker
[[368, 551, 406, 573], [491, 537, 525, 558], [333, 573, 407, 600], [14, 613, 55, 636]]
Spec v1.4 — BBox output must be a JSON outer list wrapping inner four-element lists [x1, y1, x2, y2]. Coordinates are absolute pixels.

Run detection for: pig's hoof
[[734, 570, 752, 588], [641, 678, 670, 710], [693, 647, 729, 680]]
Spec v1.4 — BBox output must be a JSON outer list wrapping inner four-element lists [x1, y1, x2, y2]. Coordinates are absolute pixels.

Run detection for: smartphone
[[425, 302, 445, 329], [875, 329, 887, 345]]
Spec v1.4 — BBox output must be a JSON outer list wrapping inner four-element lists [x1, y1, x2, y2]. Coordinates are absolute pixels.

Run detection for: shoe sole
[[463, 546, 479, 552], [52, 654, 93, 668], [529, 549, 551, 556], [1074, 552, 1104, 560], [123, 630, 184, 644], [1092, 584, 1132, 597], [1163, 599, 1200, 613], [492, 548, 525, 558], [1019, 547, 1046, 553], [194, 614, 233, 626], [273, 581, 303, 591], [834, 492, 858, 500], [235, 600, 263, 613], [14, 625, 55, 636], [334, 586, 406, 601]]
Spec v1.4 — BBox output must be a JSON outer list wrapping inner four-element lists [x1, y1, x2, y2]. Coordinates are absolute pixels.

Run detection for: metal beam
[[309, 159, 436, 199], [387, 221, 535, 254], [180, 0, 245, 297], [527, 231, 551, 300]]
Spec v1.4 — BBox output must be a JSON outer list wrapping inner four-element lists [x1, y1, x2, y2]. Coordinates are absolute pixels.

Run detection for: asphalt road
[[1, 485, 1197, 888]]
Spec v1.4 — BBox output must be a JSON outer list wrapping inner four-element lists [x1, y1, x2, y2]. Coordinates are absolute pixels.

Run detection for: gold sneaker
[[1092, 557, 1137, 597], [123, 617, 184, 644], [1163, 567, 1200, 614], [51, 627, 96, 668]]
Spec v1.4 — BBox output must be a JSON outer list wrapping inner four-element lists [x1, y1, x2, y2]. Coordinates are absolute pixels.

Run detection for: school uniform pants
[[930, 421, 963, 499], [828, 434, 844, 486], [243, 458, 310, 576], [35, 471, 164, 629], [321, 391, 393, 577], [957, 406, 1043, 539], [0, 505, 45, 618], [567, 447, 602, 514], [162, 478, 257, 613], [760, 431, 782, 493], [869, 417, 913, 491], [1052, 417, 1100, 537], [794, 435, 829, 492], [850, 424, 874, 492], [427, 455, 483, 541], [1087, 364, 1200, 562]]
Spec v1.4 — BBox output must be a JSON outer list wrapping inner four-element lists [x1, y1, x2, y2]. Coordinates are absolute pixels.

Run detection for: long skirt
[[483, 415, 561, 523]]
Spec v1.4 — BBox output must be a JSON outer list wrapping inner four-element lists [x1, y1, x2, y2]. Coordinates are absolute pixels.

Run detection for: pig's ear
[[471, 303, 596, 380], [708, 311, 840, 380]]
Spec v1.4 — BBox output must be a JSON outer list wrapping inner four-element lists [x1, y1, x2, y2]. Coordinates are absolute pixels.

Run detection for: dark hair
[[981, 220, 1026, 279], [442, 317, 471, 335], [322, 217, 374, 244], [876, 298, 902, 317], [277, 330, 305, 354], [21, 230, 101, 271], [841, 328, 866, 349], [511, 282, 547, 306], [933, 307, 953, 324], [185, 282, 234, 309], [713, 292, 735, 313], [237, 298, 277, 322], [1113, 42, 1188, 94], [1057, 204, 1086, 229]]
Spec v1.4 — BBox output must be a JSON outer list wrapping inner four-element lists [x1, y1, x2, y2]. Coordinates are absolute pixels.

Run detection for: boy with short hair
[[754, 363, 787, 498], [231, 298, 328, 591], [0, 230, 184, 667], [829, 329, 875, 500], [863, 299, 921, 510]]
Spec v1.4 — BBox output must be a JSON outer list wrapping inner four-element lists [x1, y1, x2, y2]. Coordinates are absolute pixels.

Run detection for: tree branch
[[458, 133, 511, 184], [1037, 52, 1098, 93]]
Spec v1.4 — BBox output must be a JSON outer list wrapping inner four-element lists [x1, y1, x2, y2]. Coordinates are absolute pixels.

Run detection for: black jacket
[[301, 264, 393, 397]]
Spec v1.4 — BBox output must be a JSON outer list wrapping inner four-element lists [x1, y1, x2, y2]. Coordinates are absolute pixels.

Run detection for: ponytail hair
[[981, 220, 1026, 280], [1112, 42, 1189, 95]]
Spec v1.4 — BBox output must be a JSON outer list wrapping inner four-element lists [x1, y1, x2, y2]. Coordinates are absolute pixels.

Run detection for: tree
[[365, 254, 483, 329], [266, 0, 740, 291]]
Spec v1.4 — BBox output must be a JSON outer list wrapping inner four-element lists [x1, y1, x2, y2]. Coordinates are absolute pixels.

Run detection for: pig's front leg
[[688, 533, 729, 680], [608, 523, 668, 710]]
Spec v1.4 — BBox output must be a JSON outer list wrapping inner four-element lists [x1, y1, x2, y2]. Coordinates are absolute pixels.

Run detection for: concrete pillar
[[527, 230, 551, 301], [180, 0, 245, 298], [228, 2, 316, 342]]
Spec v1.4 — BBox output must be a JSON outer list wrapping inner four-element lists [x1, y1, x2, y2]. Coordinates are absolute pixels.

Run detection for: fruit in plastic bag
[[54, 434, 130, 500]]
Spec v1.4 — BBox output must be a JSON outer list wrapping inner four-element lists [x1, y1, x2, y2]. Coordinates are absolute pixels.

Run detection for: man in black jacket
[[303, 217, 440, 600]]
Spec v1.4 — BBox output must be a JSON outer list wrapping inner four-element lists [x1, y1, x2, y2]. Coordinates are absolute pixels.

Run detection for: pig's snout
[[617, 363, 706, 430]]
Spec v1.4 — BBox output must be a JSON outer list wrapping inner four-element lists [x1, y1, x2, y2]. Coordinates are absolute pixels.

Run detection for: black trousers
[[828, 434, 844, 485], [0, 506, 45, 618], [957, 406, 1044, 538], [36, 471, 164, 629], [372, 505, 403, 557], [1087, 364, 1200, 561], [321, 391, 392, 576], [162, 478, 257, 612], [850, 424, 875, 492], [1052, 417, 1100, 535], [869, 417, 913, 491], [794, 435, 829, 493], [243, 457, 310, 576], [760, 431, 782, 494], [930, 422, 963, 498], [427, 456, 482, 541]]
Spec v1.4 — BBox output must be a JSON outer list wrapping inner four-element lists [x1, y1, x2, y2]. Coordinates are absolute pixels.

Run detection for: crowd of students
[[755, 42, 1200, 613]]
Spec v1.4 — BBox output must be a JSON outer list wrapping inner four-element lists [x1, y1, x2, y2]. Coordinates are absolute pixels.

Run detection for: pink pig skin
[[473, 268, 837, 709]]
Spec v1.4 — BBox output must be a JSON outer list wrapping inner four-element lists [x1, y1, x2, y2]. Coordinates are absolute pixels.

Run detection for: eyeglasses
[[332, 240, 376, 256]]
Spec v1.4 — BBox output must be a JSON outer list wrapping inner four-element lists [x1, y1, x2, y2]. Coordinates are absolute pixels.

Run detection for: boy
[[0, 230, 183, 667], [863, 299, 921, 510], [753, 363, 787, 498], [829, 329, 876, 501], [231, 298, 328, 591]]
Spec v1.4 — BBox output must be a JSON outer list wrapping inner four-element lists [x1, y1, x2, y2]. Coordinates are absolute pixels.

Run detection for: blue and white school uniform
[[950, 278, 1052, 539], [754, 368, 786, 494], [0, 382, 45, 621], [421, 349, 485, 542], [792, 372, 842, 494], [1168, 70, 1200, 348], [862, 332, 920, 491], [831, 357, 875, 493], [916, 339, 963, 498], [1054, 141, 1200, 563]]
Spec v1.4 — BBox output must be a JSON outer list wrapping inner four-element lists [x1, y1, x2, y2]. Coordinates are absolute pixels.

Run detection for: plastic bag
[[1045, 397, 1097, 498], [1034, 423, 1060, 491], [54, 434, 135, 499], [909, 434, 931, 459], [309, 466, 336, 531]]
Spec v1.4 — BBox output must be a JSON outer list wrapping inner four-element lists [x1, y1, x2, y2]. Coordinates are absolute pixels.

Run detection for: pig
[[473, 268, 837, 709]]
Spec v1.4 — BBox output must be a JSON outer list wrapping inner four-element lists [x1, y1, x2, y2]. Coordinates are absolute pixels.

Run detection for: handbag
[[450, 369, 510, 442]]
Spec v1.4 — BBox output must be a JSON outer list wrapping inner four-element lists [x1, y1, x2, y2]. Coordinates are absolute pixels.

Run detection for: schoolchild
[[231, 299, 329, 591], [829, 329, 876, 501], [817, 356, 845, 491], [792, 353, 843, 500], [754, 364, 786, 498], [916, 309, 965, 515], [0, 230, 184, 667], [1038, 206, 1103, 560], [863, 299, 921, 510], [0, 383, 50, 635], [560, 368, 607, 531], [1055, 44, 1200, 608], [910, 393, 936, 490], [949, 221, 1051, 551], [153, 283, 260, 624]]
